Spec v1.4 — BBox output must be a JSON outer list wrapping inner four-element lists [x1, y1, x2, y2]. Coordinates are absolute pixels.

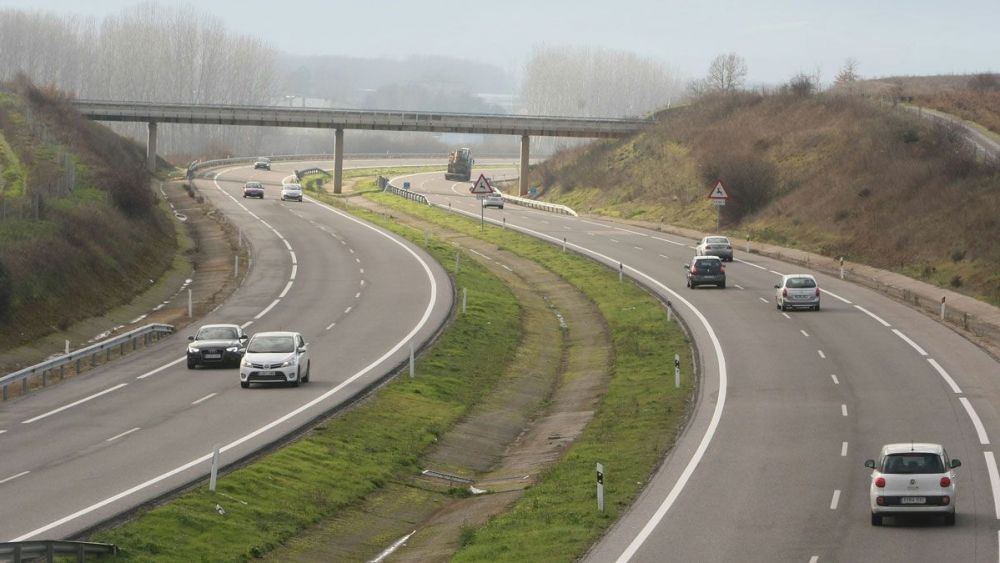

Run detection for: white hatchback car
[[239, 331, 310, 388], [281, 183, 304, 202], [865, 443, 961, 526], [482, 192, 504, 209], [774, 274, 821, 311]]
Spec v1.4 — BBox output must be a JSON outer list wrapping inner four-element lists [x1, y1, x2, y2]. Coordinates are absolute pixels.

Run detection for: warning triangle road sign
[[470, 173, 493, 194], [708, 180, 729, 200]]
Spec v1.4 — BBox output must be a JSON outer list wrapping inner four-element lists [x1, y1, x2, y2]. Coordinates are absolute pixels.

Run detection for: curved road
[[0, 159, 452, 541], [400, 168, 1000, 562]]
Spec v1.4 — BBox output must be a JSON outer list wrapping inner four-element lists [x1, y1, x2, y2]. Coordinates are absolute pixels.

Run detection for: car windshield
[[285, 185, 301, 191], [196, 327, 237, 340], [786, 277, 817, 288], [247, 335, 295, 354], [246, 182, 261, 188], [706, 237, 729, 244], [881, 453, 945, 474]]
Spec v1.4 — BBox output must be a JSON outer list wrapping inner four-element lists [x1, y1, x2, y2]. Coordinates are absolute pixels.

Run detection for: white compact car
[[281, 183, 303, 202], [239, 331, 310, 388], [482, 192, 504, 209], [775, 274, 821, 311], [865, 443, 961, 526]]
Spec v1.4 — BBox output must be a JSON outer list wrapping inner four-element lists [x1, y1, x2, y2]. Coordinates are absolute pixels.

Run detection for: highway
[[398, 168, 1000, 562], [0, 159, 452, 541]]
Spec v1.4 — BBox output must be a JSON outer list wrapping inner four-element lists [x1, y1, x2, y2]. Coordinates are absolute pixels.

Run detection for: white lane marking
[[240, 321, 254, 329], [610, 238, 620, 243], [106, 427, 141, 442], [818, 350, 826, 359], [855, 305, 891, 327], [782, 313, 791, 319], [841, 404, 848, 417], [360, 280, 366, 287], [984, 452, 1000, 519], [282, 239, 292, 251], [633, 246, 643, 250], [800, 330, 809, 337], [809, 557, 819, 563], [658, 254, 670, 260], [11, 190, 443, 543], [279, 281, 293, 298], [136, 357, 186, 380], [830, 489, 841, 510], [469, 249, 492, 260], [614, 226, 649, 237], [501, 264, 513, 272], [254, 299, 281, 320], [0, 430, 6, 435], [734, 284, 744, 290], [349, 248, 355, 254], [344, 306, 352, 314], [290, 265, 298, 280], [580, 219, 609, 229], [355, 292, 361, 299], [831, 374, 840, 385], [734, 258, 767, 270], [758, 297, 769, 304], [325, 322, 336, 331], [0, 471, 30, 485], [341, 240, 346, 245], [927, 359, 963, 394], [769, 269, 783, 276], [563, 226, 572, 231], [22, 384, 129, 424], [841, 442, 848, 457], [419, 194, 729, 563], [960, 398, 990, 445], [820, 288, 851, 304], [651, 236, 687, 247], [892, 329, 927, 356], [371, 530, 417, 563], [355, 258, 361, 263], [191, 393, 217, 406], [360, 268, 365, 274]]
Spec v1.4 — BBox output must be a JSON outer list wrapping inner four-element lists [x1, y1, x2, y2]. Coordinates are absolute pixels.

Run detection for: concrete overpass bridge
[[71, 100, 650, 195]]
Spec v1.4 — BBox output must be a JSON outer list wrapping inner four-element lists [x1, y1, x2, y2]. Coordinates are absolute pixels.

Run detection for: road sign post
[[470, 174, 493, 231], [674, 354, 681, 389], [708, 180, 729, 230]]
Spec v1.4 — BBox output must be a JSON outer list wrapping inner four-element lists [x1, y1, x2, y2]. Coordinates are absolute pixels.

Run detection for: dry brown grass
[[531, 91, 1000, 305], [858, 74, 1000, 135]]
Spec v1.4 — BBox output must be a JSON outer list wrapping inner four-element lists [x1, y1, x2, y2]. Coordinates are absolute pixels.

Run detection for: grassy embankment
[[93, 173, 691, 562], [533, 92, 1000, 305], [857, 74, 1000, 137], [0, 82, 175, 347]]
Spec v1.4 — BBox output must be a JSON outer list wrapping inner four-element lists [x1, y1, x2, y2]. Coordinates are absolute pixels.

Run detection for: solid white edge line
[[106, 427, 141, 442], [254, 299, 281, 320], [841, 442, 848, 457], [927, 358, 963, 394], [960, 397, 991, 445], [191, 393, 217, 406], [290, 264, 298, 280], [651, 236, 686, 247], [22, 383, 128, 424], [984, 452, 1000, 519], [733, 258, 767, 270], [769, 269, 783, 276], [854, 305, 891, 327], [290, 251, 298, 265], [892, 328, 928, 356], [830, 489, 841, 510], [0, 471, 30, 485], [10, 189, 442, 543], [371, 530, 417, 563], [136, 357, 186, 380], [820, 288, 852, 304]]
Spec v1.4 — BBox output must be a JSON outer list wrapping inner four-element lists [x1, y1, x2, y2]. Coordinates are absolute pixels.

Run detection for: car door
[[297, 334, 308, 369]]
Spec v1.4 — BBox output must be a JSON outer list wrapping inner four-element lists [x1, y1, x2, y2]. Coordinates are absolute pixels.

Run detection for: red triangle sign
[[470, 174, 493, 194], [708, 180, 729, 200]]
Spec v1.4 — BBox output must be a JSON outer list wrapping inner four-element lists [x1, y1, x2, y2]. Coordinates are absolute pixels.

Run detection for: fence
[[383, 179, 429, 205], [0, 540, 117, 562], [1, 323, 174, 401]]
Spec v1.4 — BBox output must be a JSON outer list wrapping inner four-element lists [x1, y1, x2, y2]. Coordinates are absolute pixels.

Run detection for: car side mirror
[[298, 346, 307, 353], [683, 264, 689, 269], [951, 459, 962, 469], [187, 335, 195, 341], [773, 284, 780, 289], [240, 335, 249, 341], [864, 459, 876, 469]]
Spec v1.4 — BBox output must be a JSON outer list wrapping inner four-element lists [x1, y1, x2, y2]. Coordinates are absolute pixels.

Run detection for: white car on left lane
[[240, 331, 310, 388]]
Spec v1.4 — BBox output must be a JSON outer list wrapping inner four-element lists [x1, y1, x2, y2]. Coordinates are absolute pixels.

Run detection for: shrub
[[950, 275, 963, 288], [950, 249, 966, 262]]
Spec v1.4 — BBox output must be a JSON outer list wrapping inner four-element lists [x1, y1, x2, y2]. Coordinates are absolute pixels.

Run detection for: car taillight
[[691, 266, 697, 273], [816, 288, 821, 297], [875, 477, 886, 488], [940, 476, 951, 487], [720, 264, 726, 272], [782, 288, 788, 297]]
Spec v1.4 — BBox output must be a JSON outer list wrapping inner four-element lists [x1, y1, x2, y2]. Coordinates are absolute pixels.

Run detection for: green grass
[[357, 187, 693, 562], [92, 208, 522, 561], [0, 129, 26, 198]]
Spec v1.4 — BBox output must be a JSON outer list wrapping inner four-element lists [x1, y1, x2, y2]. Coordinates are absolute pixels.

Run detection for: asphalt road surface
[[0, 159, 452, 541], [399, 168, 1000, 563]]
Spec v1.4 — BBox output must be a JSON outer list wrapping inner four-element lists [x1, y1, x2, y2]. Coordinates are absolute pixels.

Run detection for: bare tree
[[704, 52, 748, 93], [968, 73, 999, 92], [834, 58, 860, 87]]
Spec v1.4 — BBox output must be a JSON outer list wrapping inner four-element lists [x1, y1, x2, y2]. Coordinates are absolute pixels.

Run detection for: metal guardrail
[[383, 181, 429, 205], [0, 540, 117, 562], [294, 167, 331, 181], [500, 193, 578, 216], [1, 324, 174, 401]]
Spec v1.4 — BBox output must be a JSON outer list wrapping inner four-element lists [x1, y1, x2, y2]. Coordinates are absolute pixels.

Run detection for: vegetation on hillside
[[532, 91, 1000, 304], [0, 78, 174, 347]]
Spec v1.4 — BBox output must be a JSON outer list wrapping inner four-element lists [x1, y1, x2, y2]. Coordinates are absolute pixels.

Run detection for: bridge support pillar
[[146, 122, 158, 173], [519, 134, 530, 197], [333, 127, 344, 194]]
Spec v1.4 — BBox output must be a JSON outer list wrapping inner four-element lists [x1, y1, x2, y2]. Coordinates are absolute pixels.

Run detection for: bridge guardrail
[[500, 192, 578, 216], [1, 323, 174, 401], [384, 180, 429, 205], [0, 540, 117, 562]]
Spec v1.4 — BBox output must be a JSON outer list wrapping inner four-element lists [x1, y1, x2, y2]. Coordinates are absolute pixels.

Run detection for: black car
[[685, 256, 726, 289], [254, 157, 271, 170], [187, 324, 248, 368]]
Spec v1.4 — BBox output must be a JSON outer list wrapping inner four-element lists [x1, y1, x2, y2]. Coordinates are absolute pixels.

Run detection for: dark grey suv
[[685, 256, 726, 289], [187, 324, 248, 368]]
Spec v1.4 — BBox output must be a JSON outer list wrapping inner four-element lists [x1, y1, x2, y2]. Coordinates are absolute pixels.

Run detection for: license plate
[[204, 354, 221, 359], [258, 370, 276, 376], [901, 497, 926, 504]]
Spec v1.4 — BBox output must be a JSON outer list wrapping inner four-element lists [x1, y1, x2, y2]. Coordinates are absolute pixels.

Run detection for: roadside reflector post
[[839, 256, 845, 280], [563, 237, 567, 252], [941, 296, 946, 321], [409, 342, 415, 378], [619, 262, 623, 282], [65, 340, 70, 354], [666, 300, 672, 322], [746, 234, 751, 254], [209, 444, 220, 492], [463, 288, 468, 314], [674, 354, 681, 389], [188, 288, 193, 318], [502, 217, 506, 230], [596, 463, 605, 512], [234, 255, 239, 278], [455, 252, 460, 275]]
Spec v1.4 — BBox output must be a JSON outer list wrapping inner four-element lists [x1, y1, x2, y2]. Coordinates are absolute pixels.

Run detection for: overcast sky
[[5, 0, 998, 84]]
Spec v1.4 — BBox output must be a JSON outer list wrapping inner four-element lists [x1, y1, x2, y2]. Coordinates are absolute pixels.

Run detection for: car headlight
[[242, 358, 252, 367], [226, 346, 239, 353], [188, 346, 199, 353], [280, 358, 296, 368]]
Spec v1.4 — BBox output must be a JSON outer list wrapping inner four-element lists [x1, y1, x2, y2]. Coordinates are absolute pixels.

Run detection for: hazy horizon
[[3, 0, 998, 85]]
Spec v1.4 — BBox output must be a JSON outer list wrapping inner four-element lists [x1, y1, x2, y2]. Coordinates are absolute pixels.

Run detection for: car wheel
[[187, 359, 195, 369], [303, 362, 310, 383], [291, 369, 300, 387], [242, 194, 247, 198], [871, 513, 882, 526], [815, 304, 821, 311], [720, 281, 726, 289], [780, 302, 788, 312], [944, 512, 956, 526], [240, 381, 249, 389]]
